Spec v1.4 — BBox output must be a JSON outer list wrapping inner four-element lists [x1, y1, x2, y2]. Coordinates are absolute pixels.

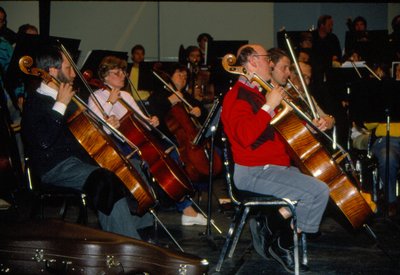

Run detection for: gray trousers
[[42, 157, 153, 239], [234, 164, 330, 233]]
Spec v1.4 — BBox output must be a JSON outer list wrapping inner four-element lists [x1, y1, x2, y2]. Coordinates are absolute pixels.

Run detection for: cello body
[[117, 109, 195, 201], [67, 109, 156, 215], [273, 111, 373, 229], [165, 102, 222, 182]]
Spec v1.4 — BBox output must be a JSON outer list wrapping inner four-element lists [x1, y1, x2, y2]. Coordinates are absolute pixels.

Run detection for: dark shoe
[[268, 237, 309, 274], [249, 215, 273, 259]]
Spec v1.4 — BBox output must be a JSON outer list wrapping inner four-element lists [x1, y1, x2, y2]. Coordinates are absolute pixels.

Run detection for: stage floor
[[1, 177, 400, 275]]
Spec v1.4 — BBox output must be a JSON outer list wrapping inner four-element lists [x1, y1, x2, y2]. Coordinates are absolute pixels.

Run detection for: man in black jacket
[[21, 45, 153, 239]]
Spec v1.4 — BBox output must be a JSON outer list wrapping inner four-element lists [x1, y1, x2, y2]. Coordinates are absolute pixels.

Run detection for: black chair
[[216, 135, 307, 274], [25, 157, 88, 224]]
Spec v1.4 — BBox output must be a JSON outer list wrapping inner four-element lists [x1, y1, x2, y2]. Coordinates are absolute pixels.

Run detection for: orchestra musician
[[21, 45, 154, 240], [88, 56, 207, 226], [268, 48, 335, 131], [221, 44, 330, 273], [148, 62, 207, 134]]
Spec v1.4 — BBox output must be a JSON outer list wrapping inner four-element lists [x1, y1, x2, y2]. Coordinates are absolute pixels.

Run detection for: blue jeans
[[372, 137, 400, 203], [42, 157, 153, 239]]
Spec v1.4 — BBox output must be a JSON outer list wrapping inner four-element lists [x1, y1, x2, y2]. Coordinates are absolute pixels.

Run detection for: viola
[[19, 56, 156, 215], [222, 53, 374, 229], [83, 72, 195, 202]]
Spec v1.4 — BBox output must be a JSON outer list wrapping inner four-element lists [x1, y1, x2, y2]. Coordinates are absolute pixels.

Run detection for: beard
[[57, 70, 73, 85]]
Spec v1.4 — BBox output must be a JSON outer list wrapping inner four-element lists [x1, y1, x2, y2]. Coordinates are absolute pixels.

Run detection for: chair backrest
[[221, 133, 242, 206]]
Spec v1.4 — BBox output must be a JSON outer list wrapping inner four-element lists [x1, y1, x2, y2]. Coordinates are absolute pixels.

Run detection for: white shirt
[[88, 88, 148, 121], [36, 82, 67, 115]]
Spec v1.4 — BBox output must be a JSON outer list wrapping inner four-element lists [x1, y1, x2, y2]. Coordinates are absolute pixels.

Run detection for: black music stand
[[192, 98, 223, 249], [349, 79, 400, 218], [207, 40, 248, 97]]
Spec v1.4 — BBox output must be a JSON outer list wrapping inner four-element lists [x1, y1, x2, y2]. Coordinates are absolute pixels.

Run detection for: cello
[[19, 55, 156, 215], [83, 70, 195, 202], [152, 70, 222, 182], [222, 53, 374, 229]]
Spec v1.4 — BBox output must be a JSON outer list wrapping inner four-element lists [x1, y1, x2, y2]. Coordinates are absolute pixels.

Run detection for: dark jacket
[[21, 91, 89, 177]]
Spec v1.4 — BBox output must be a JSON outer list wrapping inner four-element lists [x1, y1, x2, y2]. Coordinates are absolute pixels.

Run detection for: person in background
[[0, 7, 16, 45], [127, 44, 154, 102], [311, 14, 342, 86], [197, 33, 213, 65]]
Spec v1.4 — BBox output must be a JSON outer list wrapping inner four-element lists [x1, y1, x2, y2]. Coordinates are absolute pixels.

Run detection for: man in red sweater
[[221, 44, 329, 273]]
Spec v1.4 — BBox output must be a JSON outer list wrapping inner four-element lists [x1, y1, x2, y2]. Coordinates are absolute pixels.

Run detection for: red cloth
[[221, 81, 290, 167]]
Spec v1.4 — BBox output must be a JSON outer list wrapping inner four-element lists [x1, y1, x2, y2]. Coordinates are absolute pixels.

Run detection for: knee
[[318, 182, 330, 201]]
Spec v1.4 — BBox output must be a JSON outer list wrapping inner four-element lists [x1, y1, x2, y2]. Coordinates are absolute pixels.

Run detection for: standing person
[[197, 33, 213, 65], [221, 44, 330, 273], [127, 44, 154, 102], [311, 14, 342, 86], [389, 14, 400, 62], [88, 56, 207, 226], [21, 45, 154, 240]]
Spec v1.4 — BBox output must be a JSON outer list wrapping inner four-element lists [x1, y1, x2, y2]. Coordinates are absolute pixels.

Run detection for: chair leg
[[216, 206, 244, 272], [301, 232, 308, 266], [59, 198, 68, 219], [228, 206, 250, 258], [78, 194, 88, 225]]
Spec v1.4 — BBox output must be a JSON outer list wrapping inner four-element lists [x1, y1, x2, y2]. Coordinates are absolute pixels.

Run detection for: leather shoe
[[268, 237, 309, 274], [249, 215, 274, 259]]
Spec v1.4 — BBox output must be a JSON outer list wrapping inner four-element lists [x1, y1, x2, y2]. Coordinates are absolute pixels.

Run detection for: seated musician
[[147, 62, 216, 193], [148, 62, 207, 133], [185, 45, 216, 106], [363, 121, 400, 217], [268, 48, 335, 131], [88, 56, 207, 226], [21, 45, 153, 240], [221, 44, 330, 273]]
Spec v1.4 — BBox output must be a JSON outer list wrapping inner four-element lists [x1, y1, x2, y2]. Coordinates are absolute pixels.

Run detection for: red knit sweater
[[221, 80, 290, 167]]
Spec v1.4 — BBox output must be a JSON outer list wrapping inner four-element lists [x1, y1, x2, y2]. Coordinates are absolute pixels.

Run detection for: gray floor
[[1, 177, 400, 275]]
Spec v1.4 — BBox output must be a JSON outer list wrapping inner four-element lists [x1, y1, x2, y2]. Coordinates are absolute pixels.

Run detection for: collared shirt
[[36, 82, 67, 115]]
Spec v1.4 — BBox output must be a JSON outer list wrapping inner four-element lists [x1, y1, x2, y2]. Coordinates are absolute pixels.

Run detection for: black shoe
[[268, 237, 309, 274], [249, 215, 273, 259]]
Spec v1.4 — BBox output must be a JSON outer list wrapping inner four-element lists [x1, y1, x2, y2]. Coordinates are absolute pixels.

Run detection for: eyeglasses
[[108, 69, 125, 77]]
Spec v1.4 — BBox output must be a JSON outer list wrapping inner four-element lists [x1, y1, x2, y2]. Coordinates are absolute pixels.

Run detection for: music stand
[[344, 30, 389, 64], [349, 79, 400, 217], [192, 98, 223, 248], [207, 40, 248, 96]]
